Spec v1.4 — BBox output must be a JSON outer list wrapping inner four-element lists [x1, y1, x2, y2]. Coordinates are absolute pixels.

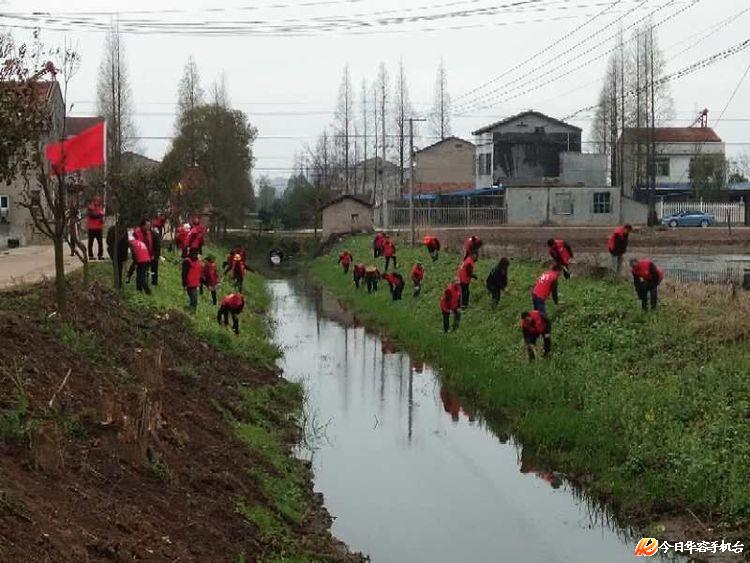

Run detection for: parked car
[[661, 210, 715, 228]]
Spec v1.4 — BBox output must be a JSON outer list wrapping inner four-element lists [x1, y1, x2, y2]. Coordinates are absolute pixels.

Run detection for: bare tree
[[334, 65, 353, 193], [393, 59, 414, 188], [360, 78, 368, 194], [376, 63, 389, 200], [176, 55, 204, 166], [430, 58, 452, 140]]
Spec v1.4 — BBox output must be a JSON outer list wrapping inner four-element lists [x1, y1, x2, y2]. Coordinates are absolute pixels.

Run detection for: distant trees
[[334, 65, 353, 193], [728, 152, 750, 184], [689, 155, 727, 197], [175, 56, 204, 166], [429, 58, 452, 141], [393, 59, 414, 188]]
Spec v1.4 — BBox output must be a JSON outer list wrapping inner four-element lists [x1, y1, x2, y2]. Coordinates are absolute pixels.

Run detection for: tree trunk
[[53, 237, 66, 316]]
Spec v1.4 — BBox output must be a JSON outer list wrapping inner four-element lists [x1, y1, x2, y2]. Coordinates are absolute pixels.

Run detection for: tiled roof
[[622, 127, 722, 143], [65, 116, 104, 137], [472, 110, 581, 136]]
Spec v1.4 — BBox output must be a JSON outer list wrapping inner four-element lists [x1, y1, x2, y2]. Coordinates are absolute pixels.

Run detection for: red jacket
[[86, 202, 104, 230], [374, 233, 385, 251], [339, 251, 353, 266], [411, 264, 424, 284], [458, 256, 476, 285], [175, 225, 189, 250], [440, 283, 462, 313], [383, 239, 396, 258], [549, 239, 572, 266], [532, 270, 561, 300], [423, 236, 440, 252], [183, 257, 203, 288], [631, 259, 664, 284], [129, 239, 151, 264], [133, 227, 154, 260], [221, 293, 245, 312], [383, 272, 404, 289], [521, 311, 548, 337], [464, 236, 482, 256], [229, 257, 247, 278], [202, 261, 219, 286], [353, 263, 366, 278], [187, 224, 205, 250], [608, 226, 629, 256]]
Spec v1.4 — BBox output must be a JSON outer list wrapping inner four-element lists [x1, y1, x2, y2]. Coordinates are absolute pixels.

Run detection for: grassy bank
[[312, 235, 750, 538]]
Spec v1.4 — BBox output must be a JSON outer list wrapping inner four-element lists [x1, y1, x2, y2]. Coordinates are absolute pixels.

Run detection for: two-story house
[[411, 136, 475, 195]]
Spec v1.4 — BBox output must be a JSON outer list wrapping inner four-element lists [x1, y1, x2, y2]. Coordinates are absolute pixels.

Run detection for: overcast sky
[[3, 0, 749, 180]]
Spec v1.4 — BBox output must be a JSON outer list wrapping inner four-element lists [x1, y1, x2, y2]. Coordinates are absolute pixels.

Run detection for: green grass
[[0, 395, 32, 443], [312, 235, 750, 531], [91, 245, 280, 369]]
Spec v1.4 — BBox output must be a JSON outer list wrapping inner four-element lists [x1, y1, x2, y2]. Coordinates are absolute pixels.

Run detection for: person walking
[[458, 252, 478, 308], [608, 224, 633, 274], [531, 267, 561, 316], [182, 249, 203, 312], [353, 263, 366, 289], [364, 265, 381, 294], [547, 238, 573, 279], [486, 258, 509, 308], [186, 215, 206, 256], [338, 250, 353, 274], [423, 235, 441, 262], [383, 236, 397, 270], [439, 279, 462, 333], [202, 255, 220, 305], [629, 258, 664, 312], [224, 253, 253, 292], [373, 231, 386, 259], [129, 236, 152, 295], [127, 219, 154, 284], [520, 310, 551, 361], [411, 262, 425, 297], [86, 196, 105, 260], [217, 292, 245, 335]]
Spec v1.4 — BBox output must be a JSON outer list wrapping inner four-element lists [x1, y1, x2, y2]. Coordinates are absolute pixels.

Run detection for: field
[[312, 234, 750, 540]]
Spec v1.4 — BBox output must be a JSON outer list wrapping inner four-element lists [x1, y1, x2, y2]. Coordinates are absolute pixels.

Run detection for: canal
[[268, 278, 677, 563]]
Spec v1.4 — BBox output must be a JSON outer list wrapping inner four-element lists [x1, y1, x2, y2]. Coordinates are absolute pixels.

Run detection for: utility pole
[[408, 117, 427, 246]]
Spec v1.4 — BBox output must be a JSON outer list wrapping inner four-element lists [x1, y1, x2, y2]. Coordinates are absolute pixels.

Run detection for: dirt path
[[0, 245, 83, 289]]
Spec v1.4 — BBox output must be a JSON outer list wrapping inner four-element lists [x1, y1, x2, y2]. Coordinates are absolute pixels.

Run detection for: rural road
[[0, 245, 83, 289]]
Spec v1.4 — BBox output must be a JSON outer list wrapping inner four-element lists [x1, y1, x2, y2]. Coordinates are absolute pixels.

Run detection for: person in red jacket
[[128, 236, 152, 295], [152, 213, 166, 238], [182, 249, 203, 312], [383, 272, 405, 301], [440, 279, 462, 333], [86, 196, 105, 260], [186, 216, 206, 256], [127, 219, 154, 284], [629, 258, 664, 312], [423, 235, 441, 262], [373, 232, 385, 259], [217, 292, 245, 335], [520, 310, 551, 362], [175, 223, 189, 255], [352, 263, 366, 289], [201, 255, 220, 305], [608, 224, 633, 274], [383, 236, 397, 270], [224, 253, 253, 292], [463, 235, 483, 259], [547, 238, 573, 279], [338, 250, 353, 274], [411, 262, 425, 297], [364, 265, 380, 294], [458, 252, 478, 308], [531, 267, 561, 316]]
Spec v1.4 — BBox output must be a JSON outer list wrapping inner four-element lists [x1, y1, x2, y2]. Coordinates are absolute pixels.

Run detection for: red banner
[[46, 122, 106, 174]]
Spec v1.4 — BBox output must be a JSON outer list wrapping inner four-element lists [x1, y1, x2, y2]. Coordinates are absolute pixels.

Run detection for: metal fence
[[658, 200, 746, 225], [382, 205, 507, 227]]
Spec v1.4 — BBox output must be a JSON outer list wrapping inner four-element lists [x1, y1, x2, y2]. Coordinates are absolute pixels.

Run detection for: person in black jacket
[[106, 224, 129, 288], [486, 258, 509, 308]]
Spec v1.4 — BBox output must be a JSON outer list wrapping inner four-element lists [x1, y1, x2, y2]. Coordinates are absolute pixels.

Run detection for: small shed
[[321, 195, 374, 238]]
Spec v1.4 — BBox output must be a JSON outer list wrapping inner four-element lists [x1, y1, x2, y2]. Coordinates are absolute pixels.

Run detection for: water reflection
[[270, 278, 681, 563]]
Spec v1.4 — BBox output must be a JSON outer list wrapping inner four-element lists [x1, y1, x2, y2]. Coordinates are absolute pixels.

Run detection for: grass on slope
[[312, 235, 750, 532]]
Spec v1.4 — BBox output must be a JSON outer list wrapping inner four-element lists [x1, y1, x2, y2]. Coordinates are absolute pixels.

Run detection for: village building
[[411, 136, 475, 195], [353, 157, 402, 203], [321, 194, 373, 238]]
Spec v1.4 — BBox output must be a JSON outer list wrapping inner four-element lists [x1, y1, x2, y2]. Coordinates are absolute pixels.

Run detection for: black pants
[[354, 274, 363, 288], [366, 278, 378, 293], [635, 281, 658, 311], [429, 250, 439, 262], [187, 287, 198, 311], [442, 310, 461, 333], [525, 334, 552, 361], [151, 257, 160, 286], [342, 263, 350, 274], [374, 247, 381, 259], [460, 283, 470, 308], [217, 306, 240, 334], [413, 283, 421, 297], [135, 263, 151, 294], [88, 229, 103, 259], [233, 274, 244, 293], [390, 285, 403, 301], [385, 255, 397, 270], [488, 286, 503, 308]]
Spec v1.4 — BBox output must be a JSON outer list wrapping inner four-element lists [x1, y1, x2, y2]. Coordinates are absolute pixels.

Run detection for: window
[[0, 195, 8, 224], [477, 153, 491, 176], [655, 157, 670, 177], [593, 192, 612, 214], [534, 126, 546, 134], [553, 193, 573, 215]]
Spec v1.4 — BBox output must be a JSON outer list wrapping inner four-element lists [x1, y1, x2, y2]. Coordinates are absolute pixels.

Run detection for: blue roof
[[403, 186, 503, 200]]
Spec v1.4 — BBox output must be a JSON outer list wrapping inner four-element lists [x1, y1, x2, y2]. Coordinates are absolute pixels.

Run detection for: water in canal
[[269, 278, 676, 563]]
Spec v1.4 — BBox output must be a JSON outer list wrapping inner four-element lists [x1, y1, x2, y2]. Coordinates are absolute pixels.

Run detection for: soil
[[0, 283, 363, 562]]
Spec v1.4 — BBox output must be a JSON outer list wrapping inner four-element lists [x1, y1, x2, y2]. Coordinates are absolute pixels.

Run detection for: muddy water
[[269, 279, 677, 563], [650, 254, 750, 285]]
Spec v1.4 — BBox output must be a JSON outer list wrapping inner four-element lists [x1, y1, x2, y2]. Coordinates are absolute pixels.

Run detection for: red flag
[[46, 121, 106, 174]]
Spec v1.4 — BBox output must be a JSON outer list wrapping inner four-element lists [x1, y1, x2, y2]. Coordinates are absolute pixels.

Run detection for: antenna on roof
[[691, 108, 708, 128]]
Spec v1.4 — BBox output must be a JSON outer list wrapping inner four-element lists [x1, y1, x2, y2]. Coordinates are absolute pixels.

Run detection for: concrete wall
[[414, 139, 474, 188], [322, 199, 374, 238], [621, 196, 648, 225], [506, 186, 621, 226], [560, 153, 608, 186]]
